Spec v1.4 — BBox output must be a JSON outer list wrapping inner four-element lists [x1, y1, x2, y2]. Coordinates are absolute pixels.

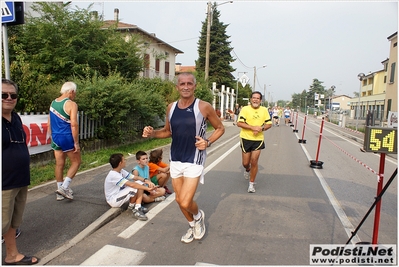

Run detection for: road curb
[[39, 207, 122, 265]]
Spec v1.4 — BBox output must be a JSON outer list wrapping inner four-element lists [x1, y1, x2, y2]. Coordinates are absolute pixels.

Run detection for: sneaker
[[181, 227, 194, 243], [55, 187, 73, 194], [154, 196, 166, 202], [132, 209, 148, 221], [244, 171, 250, 180], [164, 186, 172, 194], [2, 228, 21, 243], [193, 210, 206, 240], [56, 187, 73, 201], [129, 205, 149, 214], [56, 186, 74, 200], [248, 183, 256, 193], [138, 206, 149, 214]]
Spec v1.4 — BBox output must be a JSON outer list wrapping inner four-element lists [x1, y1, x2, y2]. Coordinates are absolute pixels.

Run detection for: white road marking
[[80, 244, 146, 265], [295, 131, 362, 244]]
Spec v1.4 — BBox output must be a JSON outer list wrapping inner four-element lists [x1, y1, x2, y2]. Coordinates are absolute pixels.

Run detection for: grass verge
[[30, 137, 171, 188]]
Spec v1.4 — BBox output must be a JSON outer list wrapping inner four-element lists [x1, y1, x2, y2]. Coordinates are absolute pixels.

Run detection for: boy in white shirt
[[104, 153, 155, 221]]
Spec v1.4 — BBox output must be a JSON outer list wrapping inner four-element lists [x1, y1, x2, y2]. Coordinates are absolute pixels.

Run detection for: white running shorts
[[170, 161, 205, 184]]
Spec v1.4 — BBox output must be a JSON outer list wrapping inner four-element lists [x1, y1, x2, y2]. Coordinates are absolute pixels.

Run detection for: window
[[144, 54, 150, 69], [384, 76, 387, 83], [389, 62, 396, 83], [155, 59, 160, 73], [165, 62, 169, 74], [386, 99, 391, 119]]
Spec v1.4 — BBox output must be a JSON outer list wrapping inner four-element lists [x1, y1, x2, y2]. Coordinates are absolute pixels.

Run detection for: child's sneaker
[[154, 196, 166, 202], [132, 209, 148, 221]]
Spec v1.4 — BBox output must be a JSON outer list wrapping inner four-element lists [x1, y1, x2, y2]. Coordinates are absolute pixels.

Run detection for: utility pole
[[204, 2, 212, 82]]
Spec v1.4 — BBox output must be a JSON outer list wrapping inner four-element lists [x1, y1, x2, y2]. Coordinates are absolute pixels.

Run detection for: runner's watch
[[205, 138, 211, 147]]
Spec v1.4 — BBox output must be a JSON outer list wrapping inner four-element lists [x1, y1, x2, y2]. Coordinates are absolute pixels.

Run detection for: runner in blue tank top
[[142, 72, 224, 243]]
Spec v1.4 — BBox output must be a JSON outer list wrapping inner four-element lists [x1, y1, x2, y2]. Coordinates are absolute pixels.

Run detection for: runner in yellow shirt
[[236, 91, 272, 193]]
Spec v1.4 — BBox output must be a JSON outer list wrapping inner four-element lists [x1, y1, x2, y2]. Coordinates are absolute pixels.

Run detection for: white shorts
[[107, 187, 136, 208], [170, 161, 205, 184]]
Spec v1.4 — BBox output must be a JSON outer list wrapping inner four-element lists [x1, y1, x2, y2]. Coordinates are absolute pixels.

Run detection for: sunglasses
[[2, 93, 18, 100]]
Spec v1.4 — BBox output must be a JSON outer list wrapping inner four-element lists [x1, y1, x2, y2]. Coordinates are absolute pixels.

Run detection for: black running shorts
[[240, 138, 265, 153]]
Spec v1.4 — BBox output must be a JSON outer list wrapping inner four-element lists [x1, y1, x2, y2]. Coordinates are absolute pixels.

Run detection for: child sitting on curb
[[148, 148, 172, 194], [132, 151, 166, 203], [104, 153, 153, 221]]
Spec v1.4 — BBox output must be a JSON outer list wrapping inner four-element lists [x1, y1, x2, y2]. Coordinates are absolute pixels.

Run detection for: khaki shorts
[[2, 186, 28, 234]]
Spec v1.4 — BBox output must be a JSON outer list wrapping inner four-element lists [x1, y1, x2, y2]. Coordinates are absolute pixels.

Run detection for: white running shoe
[[56, 186, 74, 200], [248, 183, 256, 193], [194, 210, 206, 240], [244, 171, 250, 180], [56, 187, 73, 201], [181, 227, 194, 243]]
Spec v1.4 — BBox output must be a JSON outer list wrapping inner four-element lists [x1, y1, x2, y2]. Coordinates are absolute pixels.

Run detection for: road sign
[[239, 74, 249, 87], [1, 1, 15, 23]]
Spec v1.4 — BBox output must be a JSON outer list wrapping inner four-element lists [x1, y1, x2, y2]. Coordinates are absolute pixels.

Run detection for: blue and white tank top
[[169, 98, 207, 166]]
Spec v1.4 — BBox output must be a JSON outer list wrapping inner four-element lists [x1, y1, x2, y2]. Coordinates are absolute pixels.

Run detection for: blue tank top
[[169, 98, 207, 165]]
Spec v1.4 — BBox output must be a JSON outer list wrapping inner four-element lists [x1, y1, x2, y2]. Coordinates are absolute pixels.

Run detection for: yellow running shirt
[[238, 105, 272, 141]]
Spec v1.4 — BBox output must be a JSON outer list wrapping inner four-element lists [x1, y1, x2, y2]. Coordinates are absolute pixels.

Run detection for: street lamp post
[[356, 73, 365, 131], [329, 85, 336, 111], [264, 84, 271, 107], [205, 1, 233, 81], [253, 65, 266, 91]]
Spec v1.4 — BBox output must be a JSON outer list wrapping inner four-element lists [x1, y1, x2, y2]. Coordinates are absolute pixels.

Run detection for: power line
[[231, 49, 252, 70]]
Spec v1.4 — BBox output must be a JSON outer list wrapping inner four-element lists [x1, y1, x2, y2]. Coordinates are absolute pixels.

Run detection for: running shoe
[[56, 186, 73, 200], [181, 227, 194, 243], [56, 187, 74, 201], [248, 183, 256, 193], [193, 209, 206, 240], [132, 208, 148, 221], [138, 206, 149, 214], [244, 171, 250, 180]]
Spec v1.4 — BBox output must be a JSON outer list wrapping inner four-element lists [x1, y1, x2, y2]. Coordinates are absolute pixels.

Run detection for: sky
[[73, 1, 398, 101]]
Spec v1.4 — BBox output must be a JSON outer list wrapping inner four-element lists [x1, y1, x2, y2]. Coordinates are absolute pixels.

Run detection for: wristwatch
[[205, 138, 211, 147]]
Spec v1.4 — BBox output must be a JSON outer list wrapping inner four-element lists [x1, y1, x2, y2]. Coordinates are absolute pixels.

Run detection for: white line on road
[[295, 131, 362, 244]]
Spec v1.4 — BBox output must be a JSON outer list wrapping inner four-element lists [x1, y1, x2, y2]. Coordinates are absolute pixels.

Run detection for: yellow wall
[[385, 33, 398, 118]]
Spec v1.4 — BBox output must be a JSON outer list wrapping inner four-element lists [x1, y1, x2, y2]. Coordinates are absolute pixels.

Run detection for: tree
[[6, 2, 143, 112], [308, 78, 326, 108], [196, 2, 236, 89]]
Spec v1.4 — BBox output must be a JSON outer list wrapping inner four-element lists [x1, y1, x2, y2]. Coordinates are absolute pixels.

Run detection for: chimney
[[114, 8, 119, 21]]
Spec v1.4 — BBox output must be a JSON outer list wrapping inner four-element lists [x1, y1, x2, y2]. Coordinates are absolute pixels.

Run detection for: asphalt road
[[5, 114, 397, 265]]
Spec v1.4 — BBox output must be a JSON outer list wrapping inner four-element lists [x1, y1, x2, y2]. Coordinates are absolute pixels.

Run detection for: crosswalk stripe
[[80, 245, 146, 265]]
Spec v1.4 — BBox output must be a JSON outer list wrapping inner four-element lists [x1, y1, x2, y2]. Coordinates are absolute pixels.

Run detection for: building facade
[[102, 9, 183, 81], [350, 31, 397, 122], [384, 32, 397, 119]]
